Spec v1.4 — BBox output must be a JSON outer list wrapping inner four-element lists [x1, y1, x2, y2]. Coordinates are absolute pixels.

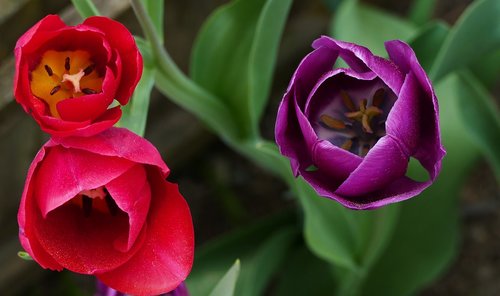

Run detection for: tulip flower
[[275, 36, 445, 209], [14, 15, 142, 137], [18, 128, 194, 296]]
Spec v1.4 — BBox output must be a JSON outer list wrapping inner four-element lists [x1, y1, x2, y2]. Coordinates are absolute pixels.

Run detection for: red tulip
[[18, 128, 194, 296], [14, 15, 142, 137]]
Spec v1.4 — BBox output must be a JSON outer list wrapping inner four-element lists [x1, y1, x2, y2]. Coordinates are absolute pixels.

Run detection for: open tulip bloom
[[275, 36, 446, 209], [18, 128, 194, 296], [14, 15, 142, 137]]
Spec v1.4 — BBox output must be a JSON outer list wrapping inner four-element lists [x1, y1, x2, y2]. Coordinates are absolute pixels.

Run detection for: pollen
[[30, 50, 104, 118]]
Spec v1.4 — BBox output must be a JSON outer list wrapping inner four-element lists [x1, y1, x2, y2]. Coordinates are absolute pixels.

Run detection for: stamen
[[105, 194, 119, 216], [341, 139, 353, 151], [50, 85, 61, 95], [320, 114, 346, 130], [359, 99, 367, 112], [372, 88, 385, 107], [362, 114, 373, 133], [82, 195, 93, 217], [65, 57, 70, 71], [82, 88, 97, 95], [341, 91, 356, 111], [83, 64, 95, 76], [44, 65, 53, 76]]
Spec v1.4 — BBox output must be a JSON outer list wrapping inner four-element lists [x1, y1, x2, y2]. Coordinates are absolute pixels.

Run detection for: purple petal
[[313, 36, 405, 94], [335, 136, 409, 197], [385, 40, 445, 179]]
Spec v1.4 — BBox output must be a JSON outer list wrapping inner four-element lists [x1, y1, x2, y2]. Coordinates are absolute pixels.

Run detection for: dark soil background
[[0, 0, 498, 295]]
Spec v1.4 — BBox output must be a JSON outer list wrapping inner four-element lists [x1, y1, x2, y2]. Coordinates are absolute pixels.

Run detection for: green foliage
[[455, 71, 500, 180], [408, 21, 449, 71], [208, 260, 241, 296], [409, 0, 436, 26], [186, 211, 298, 296], [190, 0, 292, 137], [71, 0, 100, 18], [331, 0, 417, 56], [430, 0, 500, 82]]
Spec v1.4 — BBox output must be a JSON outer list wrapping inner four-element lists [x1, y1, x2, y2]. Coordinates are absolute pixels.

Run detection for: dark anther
[[83, 64, 95, 76], [104, 191, 119, 216], [82, 195, 93, 217], [44, 65, 53, 76], [65, 57, 70, 71], [50, 85, 61, 95], [82, 88, 97, 95]]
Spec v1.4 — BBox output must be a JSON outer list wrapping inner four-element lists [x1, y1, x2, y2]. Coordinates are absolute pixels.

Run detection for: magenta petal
[[52, 127, 169, 177], [312, 139, 362, 180], [386, 72, 421, 155], [106, 165, 151, 252], [35, 145, 135, 217], [313, 36, 405, 94], [97, 173, 194, 296], [335, 136, 409, 197]]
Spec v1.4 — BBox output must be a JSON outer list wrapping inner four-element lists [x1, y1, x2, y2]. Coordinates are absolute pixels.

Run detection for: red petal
[[106, 165, 151, 252], [83, 16, 143, 105], [52, 127, 169, 177], [97, 172, 194, 296], [34, 145, 135, 217]]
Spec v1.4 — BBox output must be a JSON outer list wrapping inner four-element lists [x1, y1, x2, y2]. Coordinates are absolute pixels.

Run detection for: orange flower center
[[30, 50, 104, 118]]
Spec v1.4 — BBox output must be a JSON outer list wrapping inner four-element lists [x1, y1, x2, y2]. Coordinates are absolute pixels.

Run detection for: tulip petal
[[313, 36, 405, 95], [385, 40, 445, 179], [97, 173, 194, 296], [52, 127, 169, 176], [83, 16, 143, 105], [106, 165, 151, 252], [18, 147, 63, 270], [34, 145, 136, 217], [335, 135, 409, 197]]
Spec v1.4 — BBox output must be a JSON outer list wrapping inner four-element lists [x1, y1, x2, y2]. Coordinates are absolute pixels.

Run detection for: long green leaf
[[331, 0, 417, 56], [358, 74, 480, 296], [248, 0, 292, 127], [71, 0, 100, 18], [190, 0, 292, 137], [409, 0, 436, 26], [456, 71, 500, 179], [143, 0, 164, 43], [208, 260, 241, 296], [186, 211, 296, 296], [408, 21, 449, 72], [430, 0, 500, 82]]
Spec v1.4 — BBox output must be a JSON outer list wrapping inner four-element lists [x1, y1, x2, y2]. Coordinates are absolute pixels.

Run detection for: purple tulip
[[275, 36, 445, 209], [95, 280, 189, 296]]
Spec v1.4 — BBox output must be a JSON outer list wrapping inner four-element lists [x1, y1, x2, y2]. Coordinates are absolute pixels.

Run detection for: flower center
[[30, 50, 104, 118], [71, 186, 120, 217], [316, 87, 394, 157]]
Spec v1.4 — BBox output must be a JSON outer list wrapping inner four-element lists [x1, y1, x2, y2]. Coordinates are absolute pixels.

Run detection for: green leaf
[[456, 71, 500, 180], [468, 49, 500, 90], [409, 0, 436, 26], [273, 243, 337, 296], [208, 260, 241, 296], [430, 0, 500, 82], [70, 0, 100, 18], [295, 180, 399, 279], [117, 66, 154, 136], [186, 211, 297, 296], [408, 21, 449, 72], [17, 251, 33, 261], [143, 0, 164, 43], [358, 74, 480, 296], [190, 0, 292, 137], [331, 0, 417, 57], [117, 39, 154, 136]]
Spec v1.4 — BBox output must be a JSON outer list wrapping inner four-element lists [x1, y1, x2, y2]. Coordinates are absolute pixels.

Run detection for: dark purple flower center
[[310, 75, 397, 156]]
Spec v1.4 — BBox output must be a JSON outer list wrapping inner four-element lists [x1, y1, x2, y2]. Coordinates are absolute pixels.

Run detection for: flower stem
[[130, 0, 240, 141]]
